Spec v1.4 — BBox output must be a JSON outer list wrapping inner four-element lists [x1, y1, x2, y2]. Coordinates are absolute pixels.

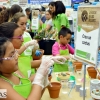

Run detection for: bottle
[[68, 61, 74, 72], [97, 50, 100, 68]]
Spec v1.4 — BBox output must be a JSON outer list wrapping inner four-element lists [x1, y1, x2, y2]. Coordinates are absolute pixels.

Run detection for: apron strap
[[0, 73, 21, 86], [13, 72, 22, 78], [0, 74, 14, 86]]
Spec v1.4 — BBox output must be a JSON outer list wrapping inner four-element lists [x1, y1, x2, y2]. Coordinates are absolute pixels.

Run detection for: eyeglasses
[[0, 50, 19, 61], [12, 36, 23, 40]]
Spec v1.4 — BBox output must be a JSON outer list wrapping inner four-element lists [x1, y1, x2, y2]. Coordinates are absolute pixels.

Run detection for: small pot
[[48, 82, 61, 98], [73, 61, 82, 72], [87, 67, 97, 79], [33, 49, 44, 60]]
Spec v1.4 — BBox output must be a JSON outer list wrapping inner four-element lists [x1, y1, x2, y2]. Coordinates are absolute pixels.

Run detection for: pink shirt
[[52, 42, 74, 56]]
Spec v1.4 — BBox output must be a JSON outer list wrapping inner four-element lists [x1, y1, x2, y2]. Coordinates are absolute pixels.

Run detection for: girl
[[0, 22, 38, 79], [49, 1, 70, 32], [11, 12, 42, 78], [52, 27, 74, 72], [0, 37, 54, 100], [43, 10, 53, 31], [0, 4, 22, 24], [8, 4, 22, 22]]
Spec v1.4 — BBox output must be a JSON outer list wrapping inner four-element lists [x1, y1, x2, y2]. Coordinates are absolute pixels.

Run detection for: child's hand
[[51, 56, 66, 64], [65, 55, 71, 60]]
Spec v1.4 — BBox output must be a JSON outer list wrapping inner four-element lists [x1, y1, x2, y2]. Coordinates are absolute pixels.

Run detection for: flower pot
[[33, 49, 44, 60], [73, 61, 82, 72], [48, 82, 61, 98], [87, 67, 97, 79]]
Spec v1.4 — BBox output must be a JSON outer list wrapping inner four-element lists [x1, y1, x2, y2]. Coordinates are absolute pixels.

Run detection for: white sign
[[19, 0, 27, 6], [0, 89, 7, 98], [75, 6, 100, 65], [31, 10, 39, 30]]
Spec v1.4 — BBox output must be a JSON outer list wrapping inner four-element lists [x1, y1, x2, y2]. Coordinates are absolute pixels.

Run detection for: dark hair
[[0, 37, 10, 63], [46, 10, 52, 15], [48, 2, 55, 7], [10, 4, 22, 17], [34, 8, 41, 12], [0, 8, 10, 24], [11, 12, 25, 23], [41, 6, 45, 11], [58, 27, 72, 39], [25, 8, 31, 12], [0, 22, 19, 38], [55, 1, 66, 16], [0, 7, 2, 12]]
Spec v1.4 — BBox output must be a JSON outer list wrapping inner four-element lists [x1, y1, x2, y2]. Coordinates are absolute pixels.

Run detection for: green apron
[[54, 44, 69, 72], [18, 32, 35, 78], [0, 73, 32, 98]]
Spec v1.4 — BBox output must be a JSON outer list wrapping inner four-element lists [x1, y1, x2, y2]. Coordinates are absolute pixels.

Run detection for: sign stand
[[83, 64, 86, 100], [74, 6, 100, 100]]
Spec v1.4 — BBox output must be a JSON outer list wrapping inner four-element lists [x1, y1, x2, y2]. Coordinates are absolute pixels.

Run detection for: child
[[52, 27, 74, 72], [0, 37, 53, 100]]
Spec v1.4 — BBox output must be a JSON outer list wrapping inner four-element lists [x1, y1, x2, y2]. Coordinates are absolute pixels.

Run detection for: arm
[[45, 19, 53, 31], [45, 24, 52, 31], [0, 80, 42, 100], [17, 40, 38, 55], [17, 45, 26, 55], [52, 43, 70, 59], [61, 14, 70, 28], [67, 44, 74, 54], [27, 85, 42, 100], [31, 60, 41, 68], [52, 42, 60, 56]]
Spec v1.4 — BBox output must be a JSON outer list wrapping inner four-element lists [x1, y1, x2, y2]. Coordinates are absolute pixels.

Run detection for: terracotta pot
[[87, 67, 97, 79], [93, 98, 99, 100], [33, 49, 44, 60], [48, 82, 61, 98], [73, 61, 82, 72]]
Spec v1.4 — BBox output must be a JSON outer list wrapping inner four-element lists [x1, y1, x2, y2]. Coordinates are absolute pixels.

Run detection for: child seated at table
[[52, 27, 74, 72]]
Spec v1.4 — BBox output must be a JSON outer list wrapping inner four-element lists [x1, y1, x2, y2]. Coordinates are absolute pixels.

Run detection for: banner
[[0, 0, 8, 2], [75, 6, 100, 65], [19, 0, 27, 6], [28, 0, 52, 4], [31, 10, 39, 30]]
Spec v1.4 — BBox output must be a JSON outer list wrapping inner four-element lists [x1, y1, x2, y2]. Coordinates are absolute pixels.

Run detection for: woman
[[11, 12, 42, 78], [42, 10, 53, 31], [0, 37, 54, 100], [48, 1, 70, 32]]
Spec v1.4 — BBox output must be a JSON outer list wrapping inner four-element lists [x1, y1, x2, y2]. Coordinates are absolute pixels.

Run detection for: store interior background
[[1, 0, 100, 100]]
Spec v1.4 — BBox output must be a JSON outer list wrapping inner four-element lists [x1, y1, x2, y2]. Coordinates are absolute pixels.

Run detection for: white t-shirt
[[45, 19, 53, 30]]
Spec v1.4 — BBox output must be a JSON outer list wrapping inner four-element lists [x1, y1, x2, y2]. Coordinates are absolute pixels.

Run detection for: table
[[41, 72, 91, 100]]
